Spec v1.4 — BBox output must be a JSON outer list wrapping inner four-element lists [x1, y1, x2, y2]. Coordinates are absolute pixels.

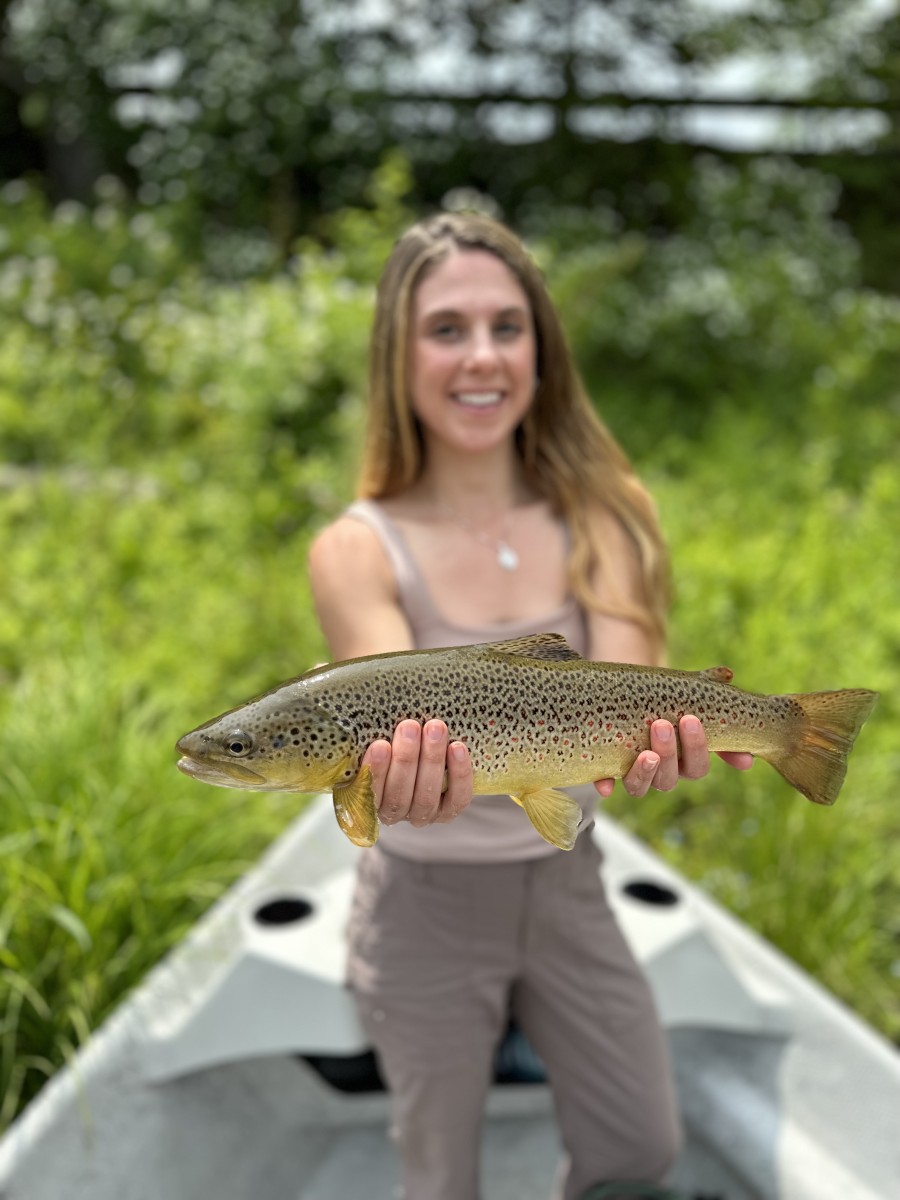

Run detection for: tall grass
[[0, 481, 332, 1123], [2, 402, 896, 1127]]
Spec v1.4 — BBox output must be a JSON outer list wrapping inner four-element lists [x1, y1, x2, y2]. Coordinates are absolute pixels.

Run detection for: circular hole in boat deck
[[252, 896, 315, 925], [621, 879, 680, 907]]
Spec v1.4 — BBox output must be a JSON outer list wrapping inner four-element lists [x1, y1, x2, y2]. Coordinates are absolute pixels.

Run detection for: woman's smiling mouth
[[453, 391, 503, 408]]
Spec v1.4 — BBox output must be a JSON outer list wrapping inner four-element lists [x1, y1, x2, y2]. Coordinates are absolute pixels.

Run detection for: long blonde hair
[[358, 212, 670, 660]]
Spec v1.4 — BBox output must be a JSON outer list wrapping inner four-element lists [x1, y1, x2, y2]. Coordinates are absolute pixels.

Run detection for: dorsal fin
[[476, 633, 583, 662], [700, 665, 734, 683]]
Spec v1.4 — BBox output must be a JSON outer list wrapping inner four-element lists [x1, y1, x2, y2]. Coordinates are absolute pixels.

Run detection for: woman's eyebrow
[[420, 305, 529, 321]]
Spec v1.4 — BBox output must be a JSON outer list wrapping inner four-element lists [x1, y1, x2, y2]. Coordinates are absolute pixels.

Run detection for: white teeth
[[454, 392, 502, 407]]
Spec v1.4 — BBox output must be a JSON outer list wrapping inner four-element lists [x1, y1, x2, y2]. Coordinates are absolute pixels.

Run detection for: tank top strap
[[343, 500, 438, 631]]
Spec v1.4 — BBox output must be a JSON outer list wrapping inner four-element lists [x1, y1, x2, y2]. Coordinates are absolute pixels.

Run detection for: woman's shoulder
[[308, 507, 418, 657], [308, 511, 394, 592]]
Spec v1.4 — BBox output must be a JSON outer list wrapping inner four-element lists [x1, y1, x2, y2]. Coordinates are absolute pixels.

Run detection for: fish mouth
[[175, 754, 267, 788]]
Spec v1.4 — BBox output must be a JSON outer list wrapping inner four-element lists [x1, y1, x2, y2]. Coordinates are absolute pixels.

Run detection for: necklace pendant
[[496, 541, 519, 571]]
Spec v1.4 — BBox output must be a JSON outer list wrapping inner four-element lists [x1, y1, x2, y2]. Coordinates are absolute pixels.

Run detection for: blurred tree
[[1, 0, 898, 283]]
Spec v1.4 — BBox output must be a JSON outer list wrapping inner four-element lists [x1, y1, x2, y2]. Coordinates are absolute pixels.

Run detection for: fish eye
[[224, 729, 253, 757]]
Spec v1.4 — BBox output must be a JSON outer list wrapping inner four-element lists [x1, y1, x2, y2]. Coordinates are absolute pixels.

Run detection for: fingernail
[[683, 717, 701, 736], [369, 742, 389, 764], [401, 723, 420, 741], [645, 754, 660, 771], [450, 743, 467, 762], [655, 724, 672, 742], [426, 723, 444, 742]]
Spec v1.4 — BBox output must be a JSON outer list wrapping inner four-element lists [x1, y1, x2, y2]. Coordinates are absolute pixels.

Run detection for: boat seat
[[303, 1018, 547, 1094], [139, 798, 790, 1085]]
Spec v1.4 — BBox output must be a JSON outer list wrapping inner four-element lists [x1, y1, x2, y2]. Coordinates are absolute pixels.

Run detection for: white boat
[[1, 795, 897, 1199]]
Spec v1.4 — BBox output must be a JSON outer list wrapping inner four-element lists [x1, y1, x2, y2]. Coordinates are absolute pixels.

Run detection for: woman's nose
[[464, 325, 499, 368]]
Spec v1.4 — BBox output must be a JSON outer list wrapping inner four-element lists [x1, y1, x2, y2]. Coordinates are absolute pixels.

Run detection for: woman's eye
[[431, 323, 460, 339], [495, 322, 522, 339]]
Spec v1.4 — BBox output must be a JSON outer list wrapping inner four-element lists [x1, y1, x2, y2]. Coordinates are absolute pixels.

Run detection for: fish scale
[[176, 633, 878, 851]]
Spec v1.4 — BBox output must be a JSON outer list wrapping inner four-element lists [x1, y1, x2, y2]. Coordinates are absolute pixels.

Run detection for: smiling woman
[[305, 210, 755, 1200]]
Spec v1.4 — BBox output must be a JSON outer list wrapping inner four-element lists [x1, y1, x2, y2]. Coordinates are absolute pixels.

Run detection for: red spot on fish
[[720, 718, 727, 724], [606, 723, 612, 731]]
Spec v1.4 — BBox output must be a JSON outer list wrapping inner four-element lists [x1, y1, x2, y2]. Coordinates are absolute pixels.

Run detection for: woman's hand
[[361, 713, 754, 820], [362, 720, 474, 827], [594, 716, 754, 799]]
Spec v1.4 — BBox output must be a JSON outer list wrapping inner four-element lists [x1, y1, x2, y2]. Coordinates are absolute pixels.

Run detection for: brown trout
[[175, 634, 878, 851]]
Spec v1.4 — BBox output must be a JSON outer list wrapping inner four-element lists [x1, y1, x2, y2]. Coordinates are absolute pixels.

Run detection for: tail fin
[[764, 689, 878, 806]]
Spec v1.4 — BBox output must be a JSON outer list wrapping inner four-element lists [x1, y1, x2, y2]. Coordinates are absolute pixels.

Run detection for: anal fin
[[332, 765, 379, 848], [510, 786, 584, 851]]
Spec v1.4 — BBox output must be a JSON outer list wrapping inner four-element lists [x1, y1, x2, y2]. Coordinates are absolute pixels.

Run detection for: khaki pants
[[346, 829, 681, 1200]]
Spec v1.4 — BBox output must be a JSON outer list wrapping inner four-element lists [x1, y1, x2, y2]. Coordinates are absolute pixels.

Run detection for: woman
[[309, 212, 751, 1200]]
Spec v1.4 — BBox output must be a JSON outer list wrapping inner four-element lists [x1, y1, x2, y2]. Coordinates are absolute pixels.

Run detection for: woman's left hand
[[594, 715, 754, 799]]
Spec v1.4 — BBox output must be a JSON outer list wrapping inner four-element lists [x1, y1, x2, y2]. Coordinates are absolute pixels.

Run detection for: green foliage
[[4, 0, 900, 285], [0, 176, 375, 479], [1, 157, 898, 1128]]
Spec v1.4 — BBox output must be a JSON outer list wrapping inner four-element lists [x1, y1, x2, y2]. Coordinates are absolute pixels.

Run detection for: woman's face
[[408, 248, 537, 457]]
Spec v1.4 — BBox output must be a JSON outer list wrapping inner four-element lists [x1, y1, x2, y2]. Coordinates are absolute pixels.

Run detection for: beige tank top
[[344, 500, 597, 863]]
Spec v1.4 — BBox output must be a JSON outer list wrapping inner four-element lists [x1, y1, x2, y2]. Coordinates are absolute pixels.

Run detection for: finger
[[593, 778, 615, 798], [622, 750, 661, 798], [436, 741, 474, 822], [677, 715, 711, 781], [647, 720, 680, 791], [378, 720, 423, 825], [406, 720, 450, 827], [717, 750, 754, 771], [361, 739, 391, 810]]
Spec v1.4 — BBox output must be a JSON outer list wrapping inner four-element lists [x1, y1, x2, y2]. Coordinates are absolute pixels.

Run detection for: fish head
[[176, 682, 357, 793]]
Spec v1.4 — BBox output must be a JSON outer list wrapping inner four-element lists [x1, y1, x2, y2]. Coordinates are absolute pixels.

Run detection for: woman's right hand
[[362, 720, 474, 828]]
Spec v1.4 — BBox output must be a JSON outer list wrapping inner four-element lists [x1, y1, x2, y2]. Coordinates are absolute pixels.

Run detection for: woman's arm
[[308, 517, 474, 827], [584, 509, 753, 799]]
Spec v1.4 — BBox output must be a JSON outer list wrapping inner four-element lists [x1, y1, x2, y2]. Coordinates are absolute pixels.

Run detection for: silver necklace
[[439, 503, 520, 571]]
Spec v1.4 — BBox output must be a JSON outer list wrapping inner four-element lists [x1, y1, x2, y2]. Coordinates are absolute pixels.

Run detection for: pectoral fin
[[509, 787, 584, 851], [332, 765, 379, 848]]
